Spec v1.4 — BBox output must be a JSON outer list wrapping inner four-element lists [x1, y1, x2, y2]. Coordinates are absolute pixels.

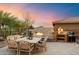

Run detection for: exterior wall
[[54, 23, 79, 38]]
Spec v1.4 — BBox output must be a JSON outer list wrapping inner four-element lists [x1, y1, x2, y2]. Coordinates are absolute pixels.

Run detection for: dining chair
[[36, 36, 48, 52], [14, 35, 22, 39], [7, 36, 18, 50], [19, 41, 34, 55]]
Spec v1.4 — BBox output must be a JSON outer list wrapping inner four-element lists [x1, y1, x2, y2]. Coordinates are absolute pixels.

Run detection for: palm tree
[[0, 11, 18, 27], [0, 11, 18, 38], [0, 11, 34, 38]]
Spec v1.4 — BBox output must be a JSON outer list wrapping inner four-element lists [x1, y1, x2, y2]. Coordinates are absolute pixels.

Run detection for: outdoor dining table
[[16, 37, 42, 54]]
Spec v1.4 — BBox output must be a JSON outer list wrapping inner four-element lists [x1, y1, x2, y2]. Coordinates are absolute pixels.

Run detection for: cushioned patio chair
[[36, 36, 48, 52], [7, 36, 18, 50], [19, 41, 34, 55]]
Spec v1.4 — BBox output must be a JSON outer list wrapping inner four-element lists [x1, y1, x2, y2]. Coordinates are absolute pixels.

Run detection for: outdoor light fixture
[[28, 25, 34, 40], [36, 32, 43, 36], [58, 27, 64, 34]]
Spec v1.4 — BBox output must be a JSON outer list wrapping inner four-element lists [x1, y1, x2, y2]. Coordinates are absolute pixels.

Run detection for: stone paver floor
[[0, 42, 79, 55]]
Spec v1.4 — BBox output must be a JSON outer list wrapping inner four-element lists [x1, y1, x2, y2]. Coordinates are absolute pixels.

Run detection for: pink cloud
[[0, 4, 62, 27], [0, 4, 26, 18]]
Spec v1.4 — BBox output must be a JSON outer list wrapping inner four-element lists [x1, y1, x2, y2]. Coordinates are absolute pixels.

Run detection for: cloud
[[0, 3, 26, 18], [0, 3, 61, 27]]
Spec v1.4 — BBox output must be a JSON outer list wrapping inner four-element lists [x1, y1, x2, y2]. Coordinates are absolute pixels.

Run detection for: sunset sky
[[0, 3, 79, 27]]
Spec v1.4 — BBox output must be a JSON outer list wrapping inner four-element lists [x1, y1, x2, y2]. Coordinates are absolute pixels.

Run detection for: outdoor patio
[[0, 4, 79, 56], [0, 41, 79, 55]]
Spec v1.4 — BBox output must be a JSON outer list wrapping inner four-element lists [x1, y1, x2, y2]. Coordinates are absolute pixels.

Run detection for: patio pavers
[[0, 42, 79, 55], [0, 40, 7, 48]]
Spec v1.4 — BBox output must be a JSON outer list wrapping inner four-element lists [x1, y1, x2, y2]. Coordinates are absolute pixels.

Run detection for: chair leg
[[18, 51, 20, 55], [37, 47, 40, 52], [41, 47, 43, 51], [29, 52, 31, 55], [45, 47, 47, 51], [37, 47, 41, 52]]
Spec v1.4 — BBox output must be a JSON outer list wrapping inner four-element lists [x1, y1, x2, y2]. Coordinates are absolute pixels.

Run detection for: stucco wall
[[54, 23, 79, 38]]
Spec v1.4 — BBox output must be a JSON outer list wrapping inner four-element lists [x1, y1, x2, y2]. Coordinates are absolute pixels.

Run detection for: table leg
[[17, 42, 20, 55], [65, 35, 67, 42]]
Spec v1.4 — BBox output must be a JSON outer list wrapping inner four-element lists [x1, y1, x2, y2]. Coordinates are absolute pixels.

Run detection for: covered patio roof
[[53, 16, 79, 24]]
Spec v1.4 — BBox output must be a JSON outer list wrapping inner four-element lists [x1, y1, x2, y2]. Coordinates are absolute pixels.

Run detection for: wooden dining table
[[16, 37, 42, 54]]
